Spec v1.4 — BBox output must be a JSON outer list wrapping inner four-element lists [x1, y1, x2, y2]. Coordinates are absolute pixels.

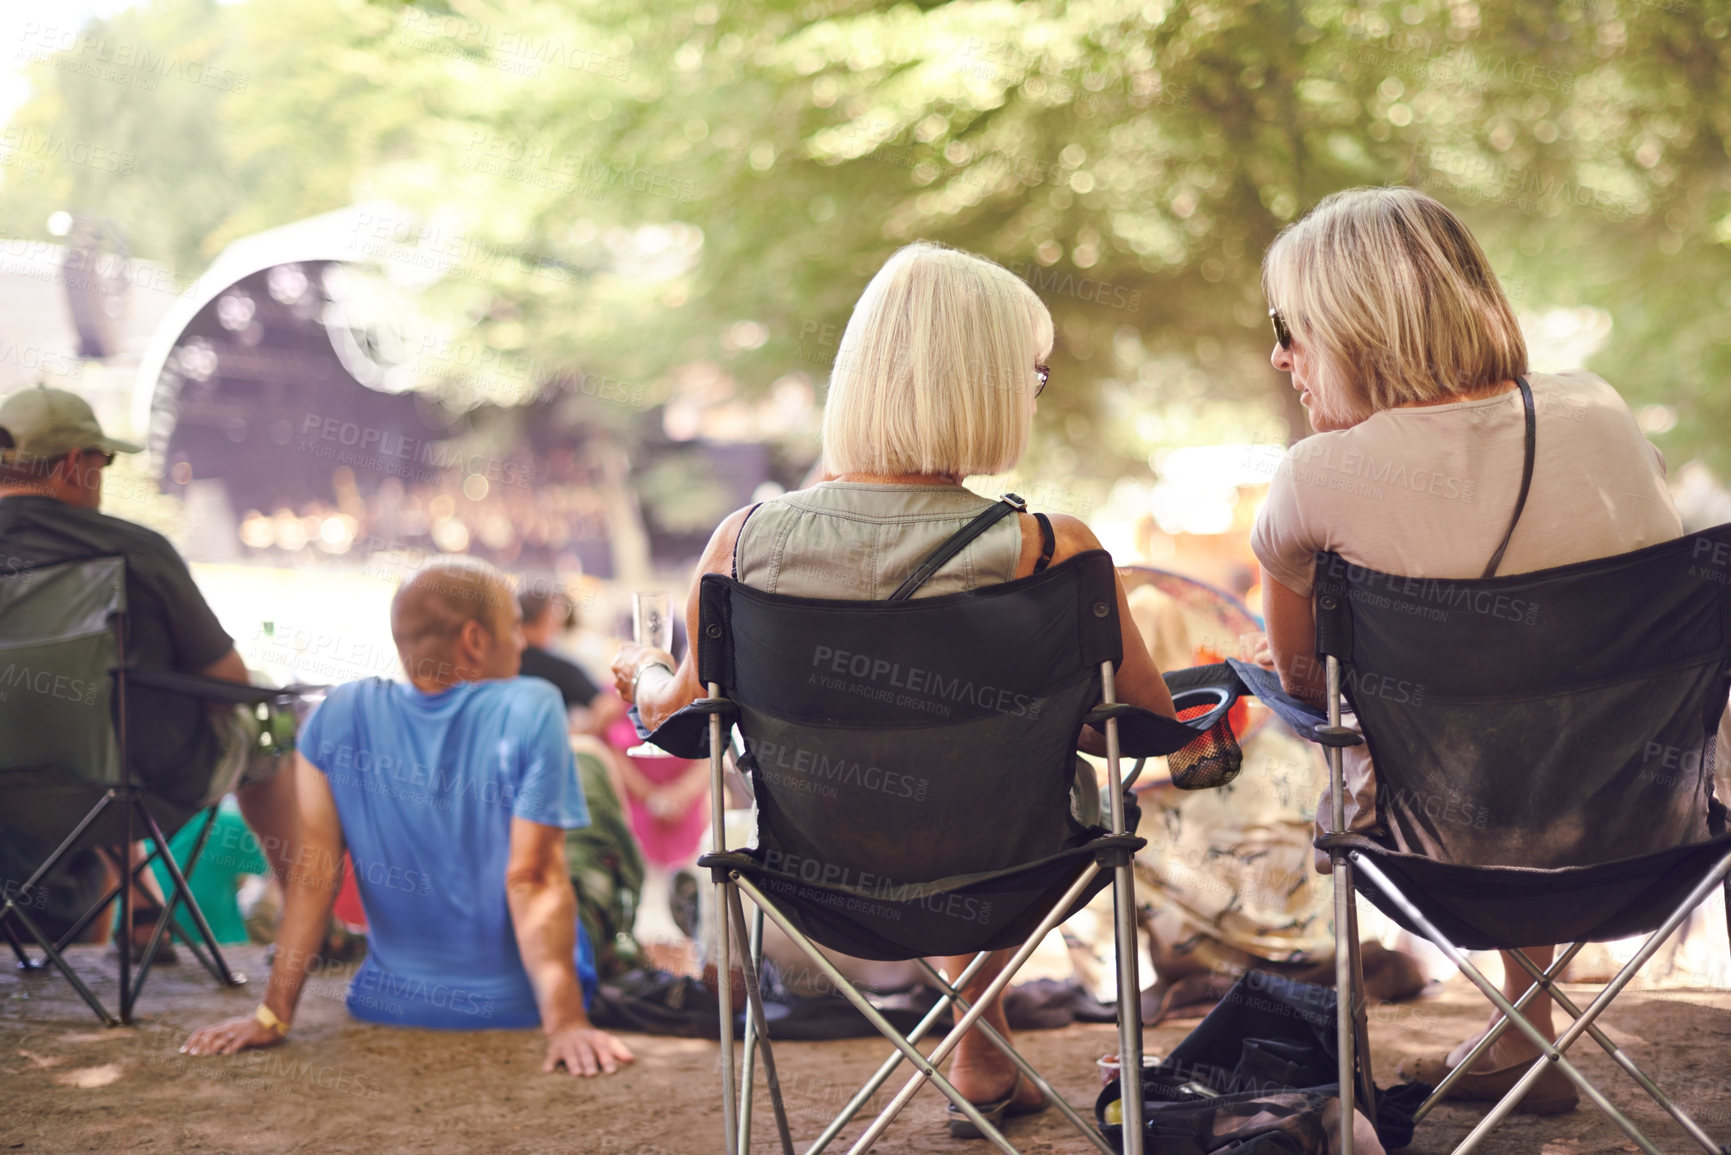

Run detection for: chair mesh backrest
[[1314, 524, 1731, 868], [698, 551, 1123, 886], [0, 556, 125, 785]]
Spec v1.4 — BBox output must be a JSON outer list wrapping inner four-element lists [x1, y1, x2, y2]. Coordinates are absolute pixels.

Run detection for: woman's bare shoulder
[[1045, 513, 1107, 563], [695, 504, 766, 577]]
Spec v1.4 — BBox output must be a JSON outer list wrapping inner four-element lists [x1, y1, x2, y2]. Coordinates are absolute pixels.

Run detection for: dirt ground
[[3, 946, 1728, 1154]]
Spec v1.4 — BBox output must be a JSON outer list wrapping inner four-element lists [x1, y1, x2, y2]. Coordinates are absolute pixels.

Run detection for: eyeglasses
[[83, 448, 115, 467], [1034, 363, 1050, 398], [1268, 308, 1292, 351]]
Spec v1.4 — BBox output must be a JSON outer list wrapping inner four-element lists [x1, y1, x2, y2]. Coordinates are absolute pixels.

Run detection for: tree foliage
[[3, 0, 1728, 478]]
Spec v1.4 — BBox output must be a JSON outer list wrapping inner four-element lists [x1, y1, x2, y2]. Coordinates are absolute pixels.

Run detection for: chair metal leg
[[732, 874, 1023, 1155], [16, 792, 125, 960], [1414, 942, 1586, 1121], [133, 799, 241, 998], [119, 783, 134, 1023], [134, 804, 240, 988], [726, 888, 793, 1155], [1100, 659, 1145, 1155], [5, 790, 120, 971], [1352, 852, 1731, 1155], [0, 792, 122, 1021], [1451, 846, 1731, 1155], [708, 681, 739, 1155], [1342, 865, 1377, 1128], [1505, 941, 1724, 1152], [915, 960, 1117, 1155], [4, 901, 117, 1025], [4, 915, 41, 968], [1330, 850, 1358, 1155], [805, 951, 999, 1155], [1323, 657, 1356, 1155], [738, 907, 760, 1153], [49, 821, 211, 978], [844, 863, 1105, 1154]]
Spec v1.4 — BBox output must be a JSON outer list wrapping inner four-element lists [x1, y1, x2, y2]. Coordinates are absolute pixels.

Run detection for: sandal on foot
[[1397, 1054, 1578, 1115], [946, 1077, 1050, 1139]]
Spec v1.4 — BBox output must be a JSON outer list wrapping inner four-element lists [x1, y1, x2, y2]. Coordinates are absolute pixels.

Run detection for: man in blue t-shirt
[[182, 559, 634, 1077]]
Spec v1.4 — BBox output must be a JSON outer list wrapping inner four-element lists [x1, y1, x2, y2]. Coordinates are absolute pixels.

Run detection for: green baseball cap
[[0, 384, 143, 465]]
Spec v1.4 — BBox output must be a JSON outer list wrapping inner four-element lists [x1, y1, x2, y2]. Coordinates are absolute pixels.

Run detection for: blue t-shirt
[[298, 677, 596, 1029]]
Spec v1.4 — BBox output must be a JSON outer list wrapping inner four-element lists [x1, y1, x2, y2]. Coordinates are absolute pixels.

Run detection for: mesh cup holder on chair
[[1167, 689, 1242, 790]]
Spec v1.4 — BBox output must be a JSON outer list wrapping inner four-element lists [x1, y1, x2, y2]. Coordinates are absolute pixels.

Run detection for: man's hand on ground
[[180, 1016, 285, 1056], [543, 1023, 635, 1077]]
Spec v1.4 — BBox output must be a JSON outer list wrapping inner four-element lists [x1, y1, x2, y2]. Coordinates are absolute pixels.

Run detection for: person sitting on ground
[[611, 240, 1176, 1137], [182, 558, 635, 1078], [517, 586, 624, 738], [1252, 186, 1688, 1114], [0, 383, 298, 956]]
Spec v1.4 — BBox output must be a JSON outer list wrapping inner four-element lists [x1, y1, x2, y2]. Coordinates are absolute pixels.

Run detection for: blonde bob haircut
[[822, 242, 1054, 477], [1262, 187, 1527, 424]]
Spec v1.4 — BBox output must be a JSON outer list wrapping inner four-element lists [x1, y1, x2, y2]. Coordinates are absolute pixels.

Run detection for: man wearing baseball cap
[[0, 384, 298, 953]]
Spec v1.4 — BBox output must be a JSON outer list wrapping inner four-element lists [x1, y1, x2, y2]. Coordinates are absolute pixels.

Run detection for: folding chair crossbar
[[731, 873, 1022, 1155], [913, 959, 1117, 1155], [40, 804, 227, 976], [804, 951, 998, 1155], [2, 891, 116, 1024], [726, 886, 795, 1155], [844, 861, 1104, 1155], [1415, 942, 1587, 1120], [133, 804, 234, 986], [124, 796, 244, 1016], [1, 791, 244, 1024], [1354, 848, 1731, 1155], [738, 903, 765, 1152], [1502, 947, 1722, 1154]]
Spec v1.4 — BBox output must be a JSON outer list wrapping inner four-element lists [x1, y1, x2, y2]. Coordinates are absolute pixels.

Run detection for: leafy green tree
[[6, 0, 1730, 480]]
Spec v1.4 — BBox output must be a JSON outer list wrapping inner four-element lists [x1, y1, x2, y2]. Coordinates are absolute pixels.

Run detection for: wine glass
[[627, 592, 677, 758]]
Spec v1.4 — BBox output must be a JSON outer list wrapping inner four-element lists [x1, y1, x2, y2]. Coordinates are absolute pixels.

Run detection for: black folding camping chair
[[0, 555, 306, 1025], [1228, 522, 1731, 1155], [642, 547, 1239, 1154]]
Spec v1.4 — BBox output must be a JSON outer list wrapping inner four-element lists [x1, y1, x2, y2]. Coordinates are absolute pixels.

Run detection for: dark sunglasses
[[1268, 308, 1292, 351], [1034, 363, 1050, 398], [84, 448, 116, 467]]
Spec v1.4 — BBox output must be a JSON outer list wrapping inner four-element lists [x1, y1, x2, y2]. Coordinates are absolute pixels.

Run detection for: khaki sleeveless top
[[733, 482, 1021, 600]]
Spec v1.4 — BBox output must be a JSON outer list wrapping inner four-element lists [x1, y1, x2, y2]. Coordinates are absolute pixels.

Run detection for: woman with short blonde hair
[[1254, 187, 1682, 1115], [822, 241, 1053, 478], [1261, 185, 1528, 428], [612, 240, 1175, 1140]]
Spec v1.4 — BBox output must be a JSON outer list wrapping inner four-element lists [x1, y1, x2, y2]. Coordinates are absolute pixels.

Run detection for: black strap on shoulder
[[1033, 512, 1054, 573], [1482, 376, 1535, 580], [887, 493, 1026, 602], [729, 503, 762, 580]]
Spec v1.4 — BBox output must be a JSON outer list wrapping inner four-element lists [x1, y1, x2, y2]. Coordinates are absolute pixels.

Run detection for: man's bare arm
[[182, 754, 344, 1054], [505, 818, 634, 1077]]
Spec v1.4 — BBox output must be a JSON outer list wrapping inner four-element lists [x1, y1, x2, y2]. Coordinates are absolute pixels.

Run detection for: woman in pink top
[[1251, 188, 1683, 1115], [604, 709, 709, 868]]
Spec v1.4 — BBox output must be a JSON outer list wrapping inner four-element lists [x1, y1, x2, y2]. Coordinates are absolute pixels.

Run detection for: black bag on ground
[[589, 968, 722, 1038], [1095, 973, 1428, 1152]]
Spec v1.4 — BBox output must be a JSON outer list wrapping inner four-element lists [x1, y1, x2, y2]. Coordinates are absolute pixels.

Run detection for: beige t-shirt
[[1251, 371, 1681, 595], [1250, 371, 1687, 861]]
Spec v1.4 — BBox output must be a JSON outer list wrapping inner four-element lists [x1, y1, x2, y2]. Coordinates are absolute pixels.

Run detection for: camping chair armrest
[[631, 698, 736, 760], [1082, 702, 1207, 758], [121, 666, 321, 707], [1222, 657, 1346, 744], [1086, 661, 1256, 758]]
